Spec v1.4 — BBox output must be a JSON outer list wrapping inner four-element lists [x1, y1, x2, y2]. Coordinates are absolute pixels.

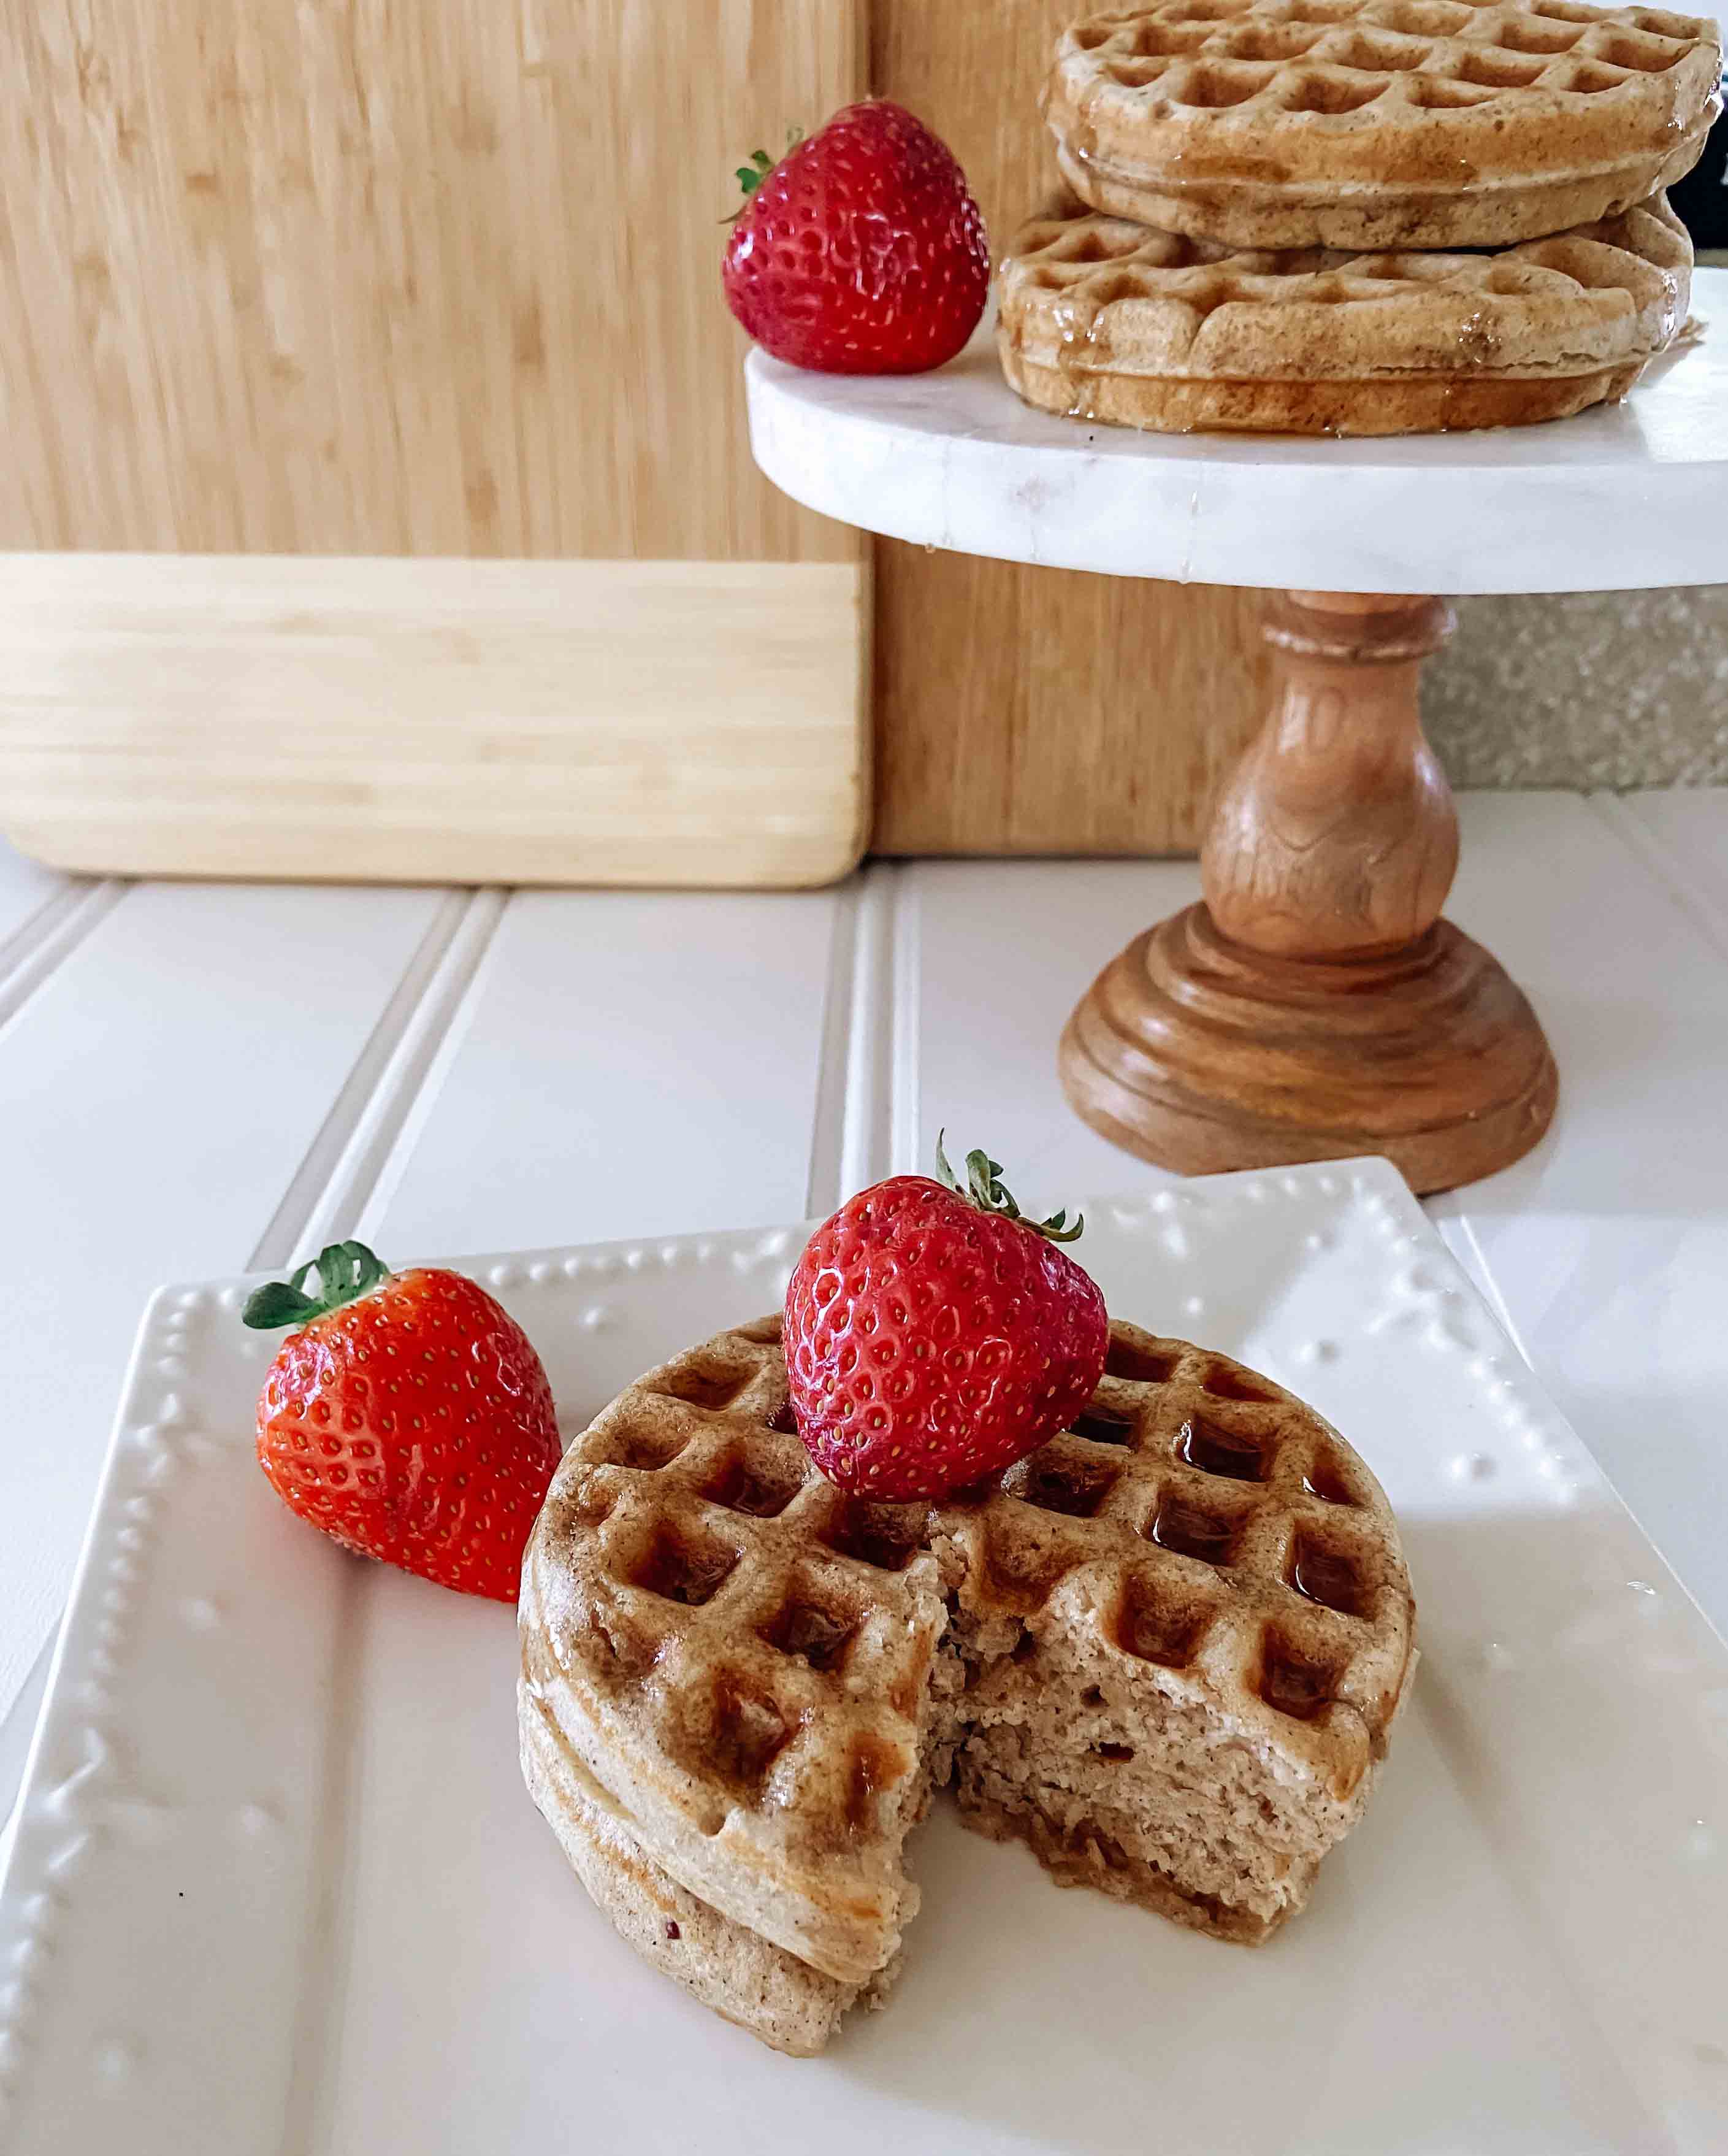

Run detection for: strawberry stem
[[723, 130, 805, 223], [735, 148, 774, 196], [934, 1131, 1085, 1245], [242, 1241, 391, 1330]]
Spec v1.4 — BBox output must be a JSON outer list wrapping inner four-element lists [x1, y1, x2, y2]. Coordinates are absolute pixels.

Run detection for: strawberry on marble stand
[[722, 101, 990, 375]]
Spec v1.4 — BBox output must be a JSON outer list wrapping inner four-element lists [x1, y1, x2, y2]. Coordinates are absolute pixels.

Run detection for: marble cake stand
[[745, 277, 1728, 1193]]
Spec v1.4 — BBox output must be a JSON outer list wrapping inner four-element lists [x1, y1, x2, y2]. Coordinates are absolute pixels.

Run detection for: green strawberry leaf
[[242, 1240, 392, 1330], [935, 1130, 1085, 1244], [723, 132, 805, 222], [238, 1281, 321, 1329]]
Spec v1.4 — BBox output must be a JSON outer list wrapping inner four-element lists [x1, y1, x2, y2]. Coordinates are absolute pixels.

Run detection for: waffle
[[997, 193, 1689, 433], [1046, 0, 1721, 249], [521, 1314, 1417, 2054]]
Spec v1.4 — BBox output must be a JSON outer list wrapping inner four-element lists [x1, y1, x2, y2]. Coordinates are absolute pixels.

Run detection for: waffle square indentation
[[628, 1526, 739, 1607], [1302, 1449, 1363, 1506], [700, 1451, 803, 1519], [1149, 1492, 1247, 1565], [1200, 1364, 1280, 1403], [652, 1362, 751, 1412], [1258, 1627, 1348, 1719], [1112, 1576, 1215, 1668], [821, 1500, 925, 1573], [1288, 1528, 1367, 1616], [761, 1588, 863, 1675], [1106, 1338, 1179, 1384], [710, 1676, 798, 1798], [1014, 1455, 1122, 1519], [1178, 1412, 1271, 1482], [591, 1425, 689, 1473], [1070, 1404, 1139, 1446]]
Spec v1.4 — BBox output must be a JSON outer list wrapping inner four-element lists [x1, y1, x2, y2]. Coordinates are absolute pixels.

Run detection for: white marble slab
[[745, 275, 1728, 594]]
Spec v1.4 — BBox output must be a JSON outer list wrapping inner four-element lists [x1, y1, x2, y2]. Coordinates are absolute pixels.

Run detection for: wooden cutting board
[[0, 0, 868, 886], [0, 0, 1254, 880]]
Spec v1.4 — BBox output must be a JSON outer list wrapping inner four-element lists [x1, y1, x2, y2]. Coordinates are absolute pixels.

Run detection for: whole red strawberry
[[784, 1141, 1108, 1500], [722, 101, 989, 375], [245, 1241, 561, 1602]]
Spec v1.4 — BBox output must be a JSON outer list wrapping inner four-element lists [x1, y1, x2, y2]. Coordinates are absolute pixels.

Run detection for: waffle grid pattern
[[549, 1318, 1413, 1838], [946, 1325, 1412, 1784], [1003, 196, 1687, 334], [1063, 0, 1711, 121], [557, 1324, 935, 1838]]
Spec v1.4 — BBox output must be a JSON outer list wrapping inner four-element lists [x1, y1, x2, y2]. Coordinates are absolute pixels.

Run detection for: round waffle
[[1046, 0, 1722, 250], [521, 1314, 1416, 2053], [996, 193, 1690, 434]]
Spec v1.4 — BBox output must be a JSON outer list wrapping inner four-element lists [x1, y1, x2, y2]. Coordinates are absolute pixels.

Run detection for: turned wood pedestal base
[[1059, 590, 1558, 1196]]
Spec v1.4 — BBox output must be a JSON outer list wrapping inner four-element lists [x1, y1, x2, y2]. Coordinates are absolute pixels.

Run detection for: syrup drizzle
[[1179, 1414, 1267, 1482], [1071, 1405, 1137, 1446], [1151, 1495, 1240, 1565], [1302, 1451, 1359, 1506], [1052, 293, 1104, 421], [1291, 1538, 1364, 1617]]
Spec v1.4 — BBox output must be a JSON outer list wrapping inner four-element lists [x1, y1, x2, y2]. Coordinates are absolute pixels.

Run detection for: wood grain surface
[[872, 547, 1268, 855], [0, 0, 1255, 871], [0, 555, 868, 887], [870, 0, 1261, 856], [0, 1, 868, 888], [0, 0, 858, 562], [1202, 592, 1458, 956], [1059, 592, 1557, 1192]]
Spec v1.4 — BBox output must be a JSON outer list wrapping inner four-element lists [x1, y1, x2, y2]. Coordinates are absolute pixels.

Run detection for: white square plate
[[4, 1159, 1726, 2154]]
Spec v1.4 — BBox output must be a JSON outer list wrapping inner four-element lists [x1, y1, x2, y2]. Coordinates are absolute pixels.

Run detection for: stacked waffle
[[521, 1316, 1416, 2053], [999, 0, 1719, 432]]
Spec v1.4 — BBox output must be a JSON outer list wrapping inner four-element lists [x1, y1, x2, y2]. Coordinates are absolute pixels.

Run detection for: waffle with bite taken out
[[519, 1315, 1416, 2054]]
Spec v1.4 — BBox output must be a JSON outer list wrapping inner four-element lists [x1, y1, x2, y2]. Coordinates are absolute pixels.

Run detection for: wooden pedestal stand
[[746, 294, 1728, 1194], [1058, 591, 1558, 1194]]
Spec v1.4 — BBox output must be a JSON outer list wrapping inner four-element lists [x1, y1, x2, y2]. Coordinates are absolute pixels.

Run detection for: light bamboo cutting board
[[0, 556, 863, 888], [0, 0, 1256, 881], [0, 0, 866, 886]]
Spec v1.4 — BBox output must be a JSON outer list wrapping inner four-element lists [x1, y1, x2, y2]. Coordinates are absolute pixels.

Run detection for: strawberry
[[722, 101, 990, 375], [784, 1140, 1109, 1500], [244, 1241, 561, 1602]]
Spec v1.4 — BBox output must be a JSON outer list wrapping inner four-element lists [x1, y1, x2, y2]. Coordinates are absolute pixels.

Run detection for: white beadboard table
[[1, 791, 1726, 1818]]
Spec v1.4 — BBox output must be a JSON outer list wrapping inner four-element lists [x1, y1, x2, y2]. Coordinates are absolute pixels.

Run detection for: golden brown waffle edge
[[995, 192, 1691, 433], [1046, 0, 1721, 249]]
